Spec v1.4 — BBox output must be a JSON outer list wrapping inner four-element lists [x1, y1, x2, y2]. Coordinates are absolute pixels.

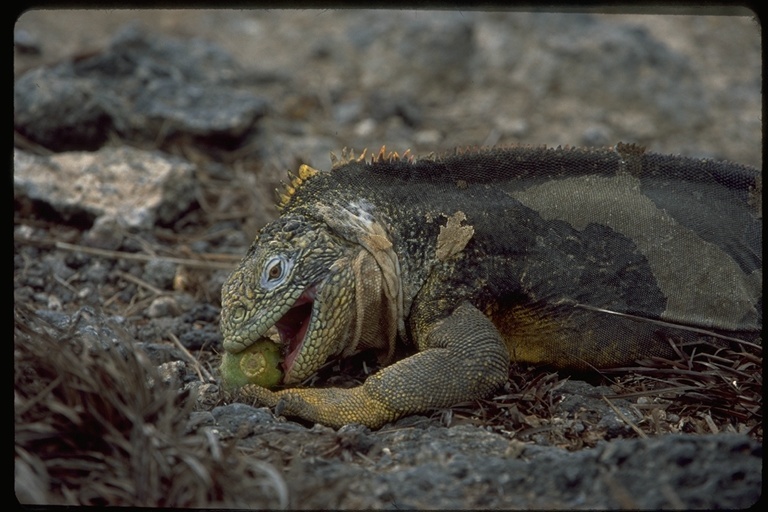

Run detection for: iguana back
[[220, 144, 762, 427]]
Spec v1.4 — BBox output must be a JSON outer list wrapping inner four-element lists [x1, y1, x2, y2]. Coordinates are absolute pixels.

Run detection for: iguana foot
[[238, 383, 398, 429]]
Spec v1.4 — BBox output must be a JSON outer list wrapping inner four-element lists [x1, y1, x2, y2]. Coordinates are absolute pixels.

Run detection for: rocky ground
[[14, 8, 762, 509]]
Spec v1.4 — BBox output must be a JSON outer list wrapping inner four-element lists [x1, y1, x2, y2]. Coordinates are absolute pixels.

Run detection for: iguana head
[[221, 156, 405, 387], [221, 212, 364, 384], [220, 214, 359, 384]]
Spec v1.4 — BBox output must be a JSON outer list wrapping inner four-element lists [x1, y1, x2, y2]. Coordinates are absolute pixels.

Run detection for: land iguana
[[220, 144, 762, 429]]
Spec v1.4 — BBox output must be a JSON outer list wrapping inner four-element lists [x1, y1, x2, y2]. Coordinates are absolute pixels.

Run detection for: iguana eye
[[268, 262, 282, 279], [260, 254, 293, 290]]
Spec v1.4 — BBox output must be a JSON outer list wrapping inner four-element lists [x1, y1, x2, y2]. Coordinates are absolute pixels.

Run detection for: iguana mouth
[[276, 286, 316, 374]]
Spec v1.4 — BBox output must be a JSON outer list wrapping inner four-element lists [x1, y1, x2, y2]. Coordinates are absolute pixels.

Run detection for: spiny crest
[[277, 146, 415, 210], [614, 142, 647, 157], [276, 163, 319, 210], [275, 144, 636, 209], [330, 146, 414, 169], [277, 143, 628, 210]]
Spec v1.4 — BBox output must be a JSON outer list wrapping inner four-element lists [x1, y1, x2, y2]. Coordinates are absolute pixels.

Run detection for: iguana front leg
[[237, 302, 509, 428]]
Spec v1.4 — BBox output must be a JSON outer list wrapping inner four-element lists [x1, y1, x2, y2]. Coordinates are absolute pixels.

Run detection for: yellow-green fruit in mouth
[[220, 338, 284, 390]]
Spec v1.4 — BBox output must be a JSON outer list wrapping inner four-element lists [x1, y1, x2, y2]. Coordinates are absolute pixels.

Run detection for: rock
[[14, 67, 117, 151], [14, 147, 198, 230], [14, 28, 41, 55], [142, 259, 178, 291], [14, 25, 268, 152], [146, 296, 181, 318], [211, 403, 282, 435]]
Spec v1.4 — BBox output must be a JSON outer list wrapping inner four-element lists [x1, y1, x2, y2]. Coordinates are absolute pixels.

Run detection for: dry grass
[[14, 303, 287, 507], [447, 335, 762, 445], [605, 337, 762, 437]]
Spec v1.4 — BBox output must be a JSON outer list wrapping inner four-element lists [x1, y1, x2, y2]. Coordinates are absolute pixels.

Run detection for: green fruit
[[220, 338, 283, 390]]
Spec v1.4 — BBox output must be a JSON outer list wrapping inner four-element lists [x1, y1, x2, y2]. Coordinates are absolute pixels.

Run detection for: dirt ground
[[14, 8, 762, 509]]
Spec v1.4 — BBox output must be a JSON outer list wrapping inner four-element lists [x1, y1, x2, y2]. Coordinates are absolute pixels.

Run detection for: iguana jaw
[[278, 258, 357, 385], [276, 285, 316, 375]]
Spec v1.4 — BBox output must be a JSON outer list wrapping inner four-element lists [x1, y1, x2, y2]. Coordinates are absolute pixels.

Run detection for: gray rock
[[14, 25, 267, 151], [355, 429, 760, 509], [244, 415, 761, 509], [142, 259, 178, 290], [14, 68, 117, 151], [146, 296, 181, 318], [211, 403, 283, 435], [14, 147, 198, 230]]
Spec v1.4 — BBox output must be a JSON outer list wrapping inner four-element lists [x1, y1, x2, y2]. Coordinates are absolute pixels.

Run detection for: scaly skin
[[238, 302, 509, 427], [220, 215, 364, 385], [220, 145, 762, 429]]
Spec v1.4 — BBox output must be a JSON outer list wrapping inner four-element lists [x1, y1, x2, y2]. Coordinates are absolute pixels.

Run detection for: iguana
[[220, 144, 762, 429]]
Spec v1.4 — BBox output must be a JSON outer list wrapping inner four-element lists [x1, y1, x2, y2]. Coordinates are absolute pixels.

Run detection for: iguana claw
[[239, 384, 281, 408], [240, 382, 398, 428]]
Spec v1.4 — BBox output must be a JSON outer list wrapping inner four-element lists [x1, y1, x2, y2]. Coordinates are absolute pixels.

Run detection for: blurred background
[[15, 8, 762, 170]]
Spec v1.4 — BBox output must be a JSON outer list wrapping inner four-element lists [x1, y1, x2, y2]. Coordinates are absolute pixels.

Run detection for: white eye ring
[[260, 254, 293, 290]]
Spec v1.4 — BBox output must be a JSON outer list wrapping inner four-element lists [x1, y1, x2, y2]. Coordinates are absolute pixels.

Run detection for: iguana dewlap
[[220, 144, 762, 429]]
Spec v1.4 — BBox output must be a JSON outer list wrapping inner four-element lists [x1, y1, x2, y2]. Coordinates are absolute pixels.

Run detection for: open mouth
[[275, 285, 317, 375]]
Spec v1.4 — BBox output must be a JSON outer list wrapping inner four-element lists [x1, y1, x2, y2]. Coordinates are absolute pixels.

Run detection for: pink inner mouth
[[275, 286, 316, 375]]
